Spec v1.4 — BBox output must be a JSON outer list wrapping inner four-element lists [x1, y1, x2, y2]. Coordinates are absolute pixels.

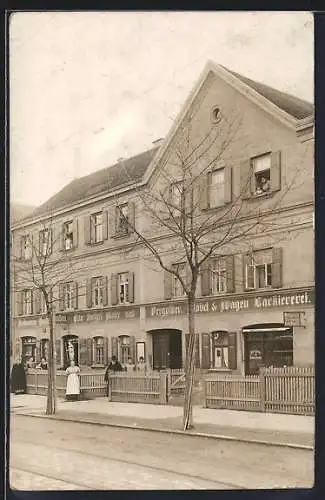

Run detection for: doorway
[[149, 329, 182, 370]]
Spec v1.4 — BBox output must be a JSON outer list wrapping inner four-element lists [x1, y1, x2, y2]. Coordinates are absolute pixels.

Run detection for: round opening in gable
[[211, 106, 221, 123]]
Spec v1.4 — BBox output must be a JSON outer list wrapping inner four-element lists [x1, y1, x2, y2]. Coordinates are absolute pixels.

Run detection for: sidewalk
[[10, 394, 314, 450]]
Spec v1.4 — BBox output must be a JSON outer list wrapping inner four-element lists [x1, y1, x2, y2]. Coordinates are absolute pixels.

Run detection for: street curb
[[14, 411, 314, 451]]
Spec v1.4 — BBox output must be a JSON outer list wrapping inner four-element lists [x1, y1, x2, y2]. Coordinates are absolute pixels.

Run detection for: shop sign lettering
[[56, 307, 139, 324], [146, 288, 314, 318]]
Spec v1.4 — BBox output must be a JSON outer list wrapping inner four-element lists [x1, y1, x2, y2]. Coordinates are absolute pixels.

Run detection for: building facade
[[11, 62, 314, 375]]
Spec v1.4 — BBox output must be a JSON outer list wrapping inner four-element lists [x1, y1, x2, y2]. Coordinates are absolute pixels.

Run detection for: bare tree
[[115, 108, 306, 430], [12, 217, 78, 415]]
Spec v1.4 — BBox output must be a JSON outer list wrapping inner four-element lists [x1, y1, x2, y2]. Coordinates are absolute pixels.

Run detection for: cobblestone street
[[10, 414, 314, 490]]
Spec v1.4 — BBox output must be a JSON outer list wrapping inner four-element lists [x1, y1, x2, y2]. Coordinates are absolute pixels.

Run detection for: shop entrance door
[[150, 329, 182, 370]]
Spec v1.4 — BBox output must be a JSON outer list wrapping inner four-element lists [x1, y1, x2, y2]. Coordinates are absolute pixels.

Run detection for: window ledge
[[246, 191, 275, 201], [86, 241, 104, 247], [112, 232, 131, 240], [208, 368, 231, 372]]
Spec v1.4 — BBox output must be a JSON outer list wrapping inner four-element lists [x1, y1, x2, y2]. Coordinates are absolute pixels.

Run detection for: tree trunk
[[46, 310, 56, 415], [183, 294, 196, 430]]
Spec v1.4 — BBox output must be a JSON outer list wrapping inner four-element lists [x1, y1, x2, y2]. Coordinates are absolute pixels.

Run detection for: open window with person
[[62, 220, 78, 250], [240, 151, 281, 199], [116, 204, 129, 236]]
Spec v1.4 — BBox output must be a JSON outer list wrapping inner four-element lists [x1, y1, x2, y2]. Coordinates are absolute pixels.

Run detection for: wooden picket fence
[[109, 372, 168, 404], [26, 369, 168, 404], [205, 374, 261, 411], [205, 366, 315, 416], [261, 366, 315, 415]]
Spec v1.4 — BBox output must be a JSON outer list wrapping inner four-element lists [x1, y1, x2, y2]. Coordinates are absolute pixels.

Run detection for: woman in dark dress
[[11, 358, 27, 394]]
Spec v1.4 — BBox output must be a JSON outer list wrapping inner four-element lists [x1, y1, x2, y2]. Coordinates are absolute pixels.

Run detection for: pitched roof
[[10, 204, 36, 224], [29, 146, 159, 219], [223, 66, 314, 119]]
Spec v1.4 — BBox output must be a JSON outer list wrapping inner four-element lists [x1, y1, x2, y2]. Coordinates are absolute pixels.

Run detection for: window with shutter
[[226, 255, 235, 293], [270, 151, 281, 192], [227, 332, 237, 370], [164, 271, 173, 300], [102, 276, 108, 306], [84, 215, 91, 245], [92, 277, 104, 308], [271, 247, 283, 288], [55, 339, 62, 368], [79, 338, 88, 366], [185, 334, 200, 368], [92, 337, 104, 365], [201, 333, 211, 369], [240, 159, 252, 198], [201, 262, 211, 296], [86, 279, 92, 308], [244, 249, 273, 290], [200, 176, 209, 210], [111, 336, 118, 359], [211, 258, 227, 294], [172, 263, 186, 298], [118, 273, 129, 304], [128, 272, 135, 303], [209, 168, 225, 207], [111, 274, 118, 306]]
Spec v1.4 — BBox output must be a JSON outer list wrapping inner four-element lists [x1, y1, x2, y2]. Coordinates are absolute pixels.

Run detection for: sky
[[9, 11, 313, 208]]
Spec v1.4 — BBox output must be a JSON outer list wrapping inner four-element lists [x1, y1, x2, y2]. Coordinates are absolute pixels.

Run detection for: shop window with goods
[[243, 324, 293, 375]]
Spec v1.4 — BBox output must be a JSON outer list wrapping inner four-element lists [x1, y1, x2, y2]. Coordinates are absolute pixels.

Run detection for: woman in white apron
[[65, 360, 80, 401]]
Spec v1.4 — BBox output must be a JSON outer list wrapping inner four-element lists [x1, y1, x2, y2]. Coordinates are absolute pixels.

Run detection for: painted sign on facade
[[145, 288, 314, 318], [56, 306, 140, 324]]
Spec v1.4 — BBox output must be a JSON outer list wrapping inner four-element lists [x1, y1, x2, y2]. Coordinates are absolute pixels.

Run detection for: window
[[63, 221, 74, 250], [211, 332, 229, 369], [41, 339, 49, 362], [21, 235, 32, 260], [245, 249, 272, 290], [22, 336, 36, 365], [209, 169, 225, 207], [172, 263, 186, 298], [92, 277, 104, 307], [91, 213, 103, 243], [119, 335, 130, 365], [93, 337, 104, 365], [22, 290, 33, 315], [252, 154, 271, 195], [63, 282, 74, 310], [116, 204, 129, 236], [211, 258, 227, 294], [118, 273, 129, 304], [39, 229, 52, 256]]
